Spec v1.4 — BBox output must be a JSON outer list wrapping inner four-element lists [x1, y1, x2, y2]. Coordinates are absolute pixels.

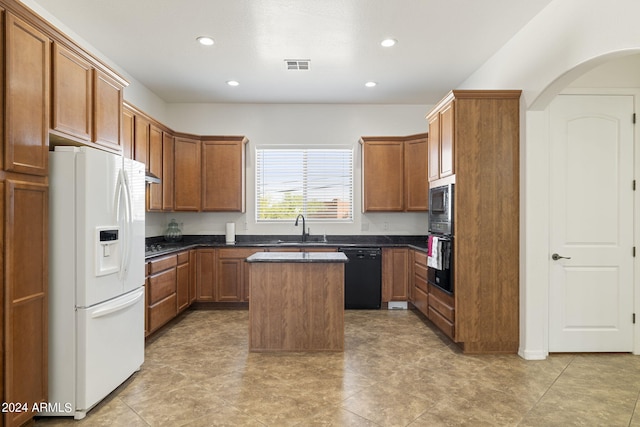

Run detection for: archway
[[520, 49, 640, 360]]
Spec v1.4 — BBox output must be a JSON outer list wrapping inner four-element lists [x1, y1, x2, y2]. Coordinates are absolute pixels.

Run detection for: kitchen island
[[246, 252, 348, 352]]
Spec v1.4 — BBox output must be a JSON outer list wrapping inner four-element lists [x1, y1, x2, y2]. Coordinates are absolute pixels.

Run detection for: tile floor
[[35, 309, 640, 426]]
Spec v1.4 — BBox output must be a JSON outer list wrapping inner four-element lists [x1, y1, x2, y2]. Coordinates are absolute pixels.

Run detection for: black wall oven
[[428, 184, 454, 294]]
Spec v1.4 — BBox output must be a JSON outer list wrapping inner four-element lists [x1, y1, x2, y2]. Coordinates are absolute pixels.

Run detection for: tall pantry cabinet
[[2, 7, 50, 427], [425, 90, 521, 353]]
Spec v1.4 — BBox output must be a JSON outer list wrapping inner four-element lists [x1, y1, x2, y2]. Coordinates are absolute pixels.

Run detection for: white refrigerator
[[44, 146, 145, 419]]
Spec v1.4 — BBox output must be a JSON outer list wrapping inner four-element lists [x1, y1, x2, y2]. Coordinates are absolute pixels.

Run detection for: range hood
[[145, 171, 161, 184]]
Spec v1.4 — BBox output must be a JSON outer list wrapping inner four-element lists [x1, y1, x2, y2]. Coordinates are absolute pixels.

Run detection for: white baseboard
[[518, 348, 548, 360]]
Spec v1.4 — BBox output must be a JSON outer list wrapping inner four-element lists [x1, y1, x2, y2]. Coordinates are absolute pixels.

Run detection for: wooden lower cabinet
[[216, 254, 245, 302], [382, 248, 409, 302], [411, 250, 429, 315], [146, 250, 194, 336], [147, 254, 177, 335], [3, 178, 48, 426], [428, 284, 455, 340], [413, 286, 429, 317], [188, 250, 197, 304], [198, 247, 331, 303], [412, 249, 456, 340], [216, 248, 264, 302], [196, 249, 215, 301], [176, 251, 190, 313]]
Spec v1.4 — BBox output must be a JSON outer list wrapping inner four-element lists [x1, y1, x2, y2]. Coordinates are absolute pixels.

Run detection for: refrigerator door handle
[[124, 170, 133, 270], [115, 169, 125, 226], [116, 169, 132, 281], [90, 288, 144, 319]]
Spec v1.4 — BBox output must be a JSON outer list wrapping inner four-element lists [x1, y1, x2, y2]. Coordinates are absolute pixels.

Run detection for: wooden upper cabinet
[[122, 106, 134, 159], [51, 41, 125, 152], [122, 102, 246, 213], [51, 43, 92, 141], [147, 125, 163, 211], [5, 13, 50, 176], [427, 99, 455, 181], [93, 70, 123, 150], [361, 134, 428, 212], [427, 114, 440, 182], [134, 115, 150, 168], [201, 137, 247, 212], [162, 132, 175, 211], [404, 134, 428, 211], [361, 139, 404, 212], [174, 136, 201, 211], [439, 102, 454, 178]]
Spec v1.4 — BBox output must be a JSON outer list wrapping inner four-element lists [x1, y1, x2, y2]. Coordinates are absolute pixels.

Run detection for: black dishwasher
[[339, 247, 382, 309]]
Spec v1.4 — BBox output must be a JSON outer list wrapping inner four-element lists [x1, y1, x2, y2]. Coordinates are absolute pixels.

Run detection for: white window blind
[[256, 148, 353, 222]]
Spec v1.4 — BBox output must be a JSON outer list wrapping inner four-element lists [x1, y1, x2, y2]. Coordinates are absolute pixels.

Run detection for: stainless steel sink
[[271, 240, 329, 246]]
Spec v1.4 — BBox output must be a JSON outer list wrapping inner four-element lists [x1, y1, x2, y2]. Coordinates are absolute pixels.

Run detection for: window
[[256, 148, 353, 222]]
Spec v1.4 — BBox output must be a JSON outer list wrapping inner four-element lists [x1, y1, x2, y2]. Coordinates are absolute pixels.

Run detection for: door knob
[[551, 253, 571, 261]]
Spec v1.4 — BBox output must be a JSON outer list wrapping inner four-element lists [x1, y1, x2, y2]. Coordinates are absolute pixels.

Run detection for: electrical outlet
[[361, 222, 369, 231], [243, 222, 248, 231], [383, 222, 389, 230]]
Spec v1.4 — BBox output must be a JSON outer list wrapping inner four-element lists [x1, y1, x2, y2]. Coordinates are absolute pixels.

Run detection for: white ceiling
[[30, 0, 553, 105]]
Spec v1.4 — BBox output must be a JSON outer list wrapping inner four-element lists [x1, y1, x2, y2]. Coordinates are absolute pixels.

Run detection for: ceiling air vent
[[285, 59, 310, 71]]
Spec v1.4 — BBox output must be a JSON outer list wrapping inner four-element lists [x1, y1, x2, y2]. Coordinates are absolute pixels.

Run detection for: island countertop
[[245, 252, 348, 263]]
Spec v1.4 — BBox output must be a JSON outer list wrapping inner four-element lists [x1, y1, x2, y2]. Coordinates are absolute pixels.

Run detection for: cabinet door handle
[[551, 253, 571, 261]]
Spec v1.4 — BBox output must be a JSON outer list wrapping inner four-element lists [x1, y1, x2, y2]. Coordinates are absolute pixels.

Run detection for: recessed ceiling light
[[365, 81, 377, 88], [380, 38, 397, 47], [196, 36, 214, 46], [227, 80, 239, 87]]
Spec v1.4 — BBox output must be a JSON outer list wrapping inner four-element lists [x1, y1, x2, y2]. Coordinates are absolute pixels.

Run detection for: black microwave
[[428, 184, 453, 235]]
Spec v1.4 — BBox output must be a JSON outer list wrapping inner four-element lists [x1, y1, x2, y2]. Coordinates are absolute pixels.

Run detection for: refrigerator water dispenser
[[96, 227, 120, 276]]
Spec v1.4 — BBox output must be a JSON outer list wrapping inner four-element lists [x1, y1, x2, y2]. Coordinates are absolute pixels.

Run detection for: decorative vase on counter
[[164, 219, 182, 242]]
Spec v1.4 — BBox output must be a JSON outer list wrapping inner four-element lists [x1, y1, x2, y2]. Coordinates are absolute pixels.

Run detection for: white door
[[548, 94, 635, 352]]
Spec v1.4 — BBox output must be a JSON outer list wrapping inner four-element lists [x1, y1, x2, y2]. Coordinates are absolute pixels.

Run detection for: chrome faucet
[[294, 214, 307, 242]]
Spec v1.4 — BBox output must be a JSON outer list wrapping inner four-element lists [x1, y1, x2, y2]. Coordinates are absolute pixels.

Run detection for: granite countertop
[[246, 251, 349, 263], [145, 234, 428, 259]]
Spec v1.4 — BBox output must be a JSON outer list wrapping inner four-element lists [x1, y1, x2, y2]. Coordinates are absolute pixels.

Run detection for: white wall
[[20, 0, 169, 123], [460, 0, 640, 108], [459, 0, 640, 359], [148, 103, 431, 237]]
